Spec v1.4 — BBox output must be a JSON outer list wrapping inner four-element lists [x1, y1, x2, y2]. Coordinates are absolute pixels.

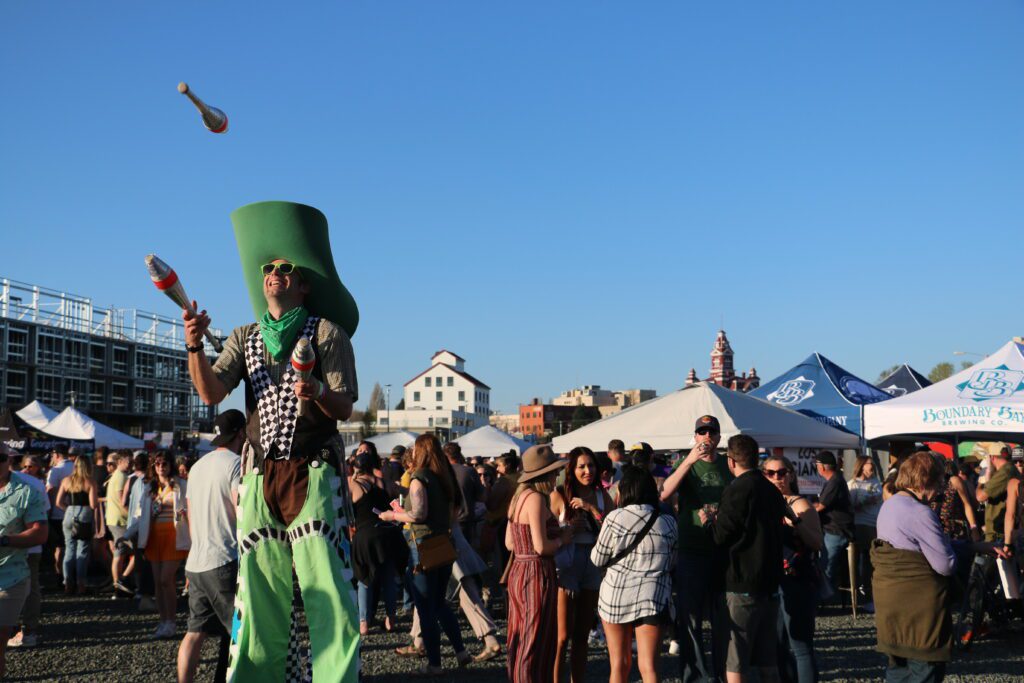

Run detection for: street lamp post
[[385, 384, 391, 433]]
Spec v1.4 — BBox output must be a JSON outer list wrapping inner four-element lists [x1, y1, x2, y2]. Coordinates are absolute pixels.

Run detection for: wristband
[[186, 342, 205, 353]]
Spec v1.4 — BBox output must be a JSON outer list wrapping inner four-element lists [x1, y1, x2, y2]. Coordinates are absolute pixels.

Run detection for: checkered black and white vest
[[243, 316, 320, 460]]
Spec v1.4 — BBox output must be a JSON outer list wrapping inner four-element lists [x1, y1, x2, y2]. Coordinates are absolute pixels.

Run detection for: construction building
[[0, 277, 219, 440]]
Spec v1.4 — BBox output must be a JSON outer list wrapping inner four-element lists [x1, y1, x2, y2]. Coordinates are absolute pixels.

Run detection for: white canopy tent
[[346, 430, 420, 457], [38, 406, 144, 450], [552, 382, 860, 453], [864, 340, 1024, 443], [15, 400, 59, 430], [453, 425, 532, 459]]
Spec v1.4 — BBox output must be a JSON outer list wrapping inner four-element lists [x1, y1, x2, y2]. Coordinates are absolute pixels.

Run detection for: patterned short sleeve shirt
[[212, 318, 358, 402]]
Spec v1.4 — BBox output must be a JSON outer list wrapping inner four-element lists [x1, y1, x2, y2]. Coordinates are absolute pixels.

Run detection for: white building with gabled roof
[[378, 350, 491, 439]]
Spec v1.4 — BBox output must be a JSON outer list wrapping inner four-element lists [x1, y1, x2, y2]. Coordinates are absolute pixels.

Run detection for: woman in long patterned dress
[[505, 445, 574, 683]]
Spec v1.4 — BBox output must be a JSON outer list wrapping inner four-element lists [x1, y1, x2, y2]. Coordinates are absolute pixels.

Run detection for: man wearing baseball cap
[[660, 415, 731, 682], [813, 451, 854, 601], [177, 410, 244, 683]]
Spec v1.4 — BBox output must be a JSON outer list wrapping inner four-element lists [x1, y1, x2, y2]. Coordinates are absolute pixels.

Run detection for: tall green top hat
[[230, 200, 359, 337]]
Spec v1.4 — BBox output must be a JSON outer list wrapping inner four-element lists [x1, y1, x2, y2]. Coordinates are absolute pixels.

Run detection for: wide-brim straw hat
[[518, 445, 566, 483]]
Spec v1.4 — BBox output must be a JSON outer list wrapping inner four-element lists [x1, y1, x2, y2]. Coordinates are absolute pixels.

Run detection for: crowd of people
[[0, 416, 1021, 682]]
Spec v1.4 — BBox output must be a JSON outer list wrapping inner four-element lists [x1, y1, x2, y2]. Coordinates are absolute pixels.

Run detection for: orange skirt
[[145, 521, 188, 563]]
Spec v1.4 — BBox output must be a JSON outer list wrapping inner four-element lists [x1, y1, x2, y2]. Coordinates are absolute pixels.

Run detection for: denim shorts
[[556, 542, 602, 593]]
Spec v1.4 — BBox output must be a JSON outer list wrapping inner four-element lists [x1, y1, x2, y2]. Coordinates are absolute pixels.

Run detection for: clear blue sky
[[2, 3, 1022, 414]]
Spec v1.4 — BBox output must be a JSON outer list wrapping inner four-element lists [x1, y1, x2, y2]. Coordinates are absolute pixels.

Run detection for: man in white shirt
[[177, 410, 243, 683], [8, 456, 48, 648], [43, 447, 74, 578]]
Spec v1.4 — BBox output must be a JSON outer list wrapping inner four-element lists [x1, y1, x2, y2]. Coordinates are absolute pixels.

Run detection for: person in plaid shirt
[[591, 465, 677, 683]]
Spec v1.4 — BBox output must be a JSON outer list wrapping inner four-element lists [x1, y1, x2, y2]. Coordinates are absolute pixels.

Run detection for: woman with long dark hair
[[549, 446, 615, 682], [591, 465, 677, 683], [505, 445, 573, 683], [763, 454, 823, 683], [350, 449, 408, 635], [378, 434, 470, 674]]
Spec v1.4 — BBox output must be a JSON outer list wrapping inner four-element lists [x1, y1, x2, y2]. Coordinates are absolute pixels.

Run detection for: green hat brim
[[231, 201, 359, 337]]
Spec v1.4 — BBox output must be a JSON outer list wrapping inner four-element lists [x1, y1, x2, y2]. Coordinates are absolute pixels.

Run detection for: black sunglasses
[[695, 428, 719, 436]]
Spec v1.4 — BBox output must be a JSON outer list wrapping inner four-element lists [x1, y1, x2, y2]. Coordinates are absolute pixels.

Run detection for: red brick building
[[519, 398, 577, 439], [685, 330, 760, 393]]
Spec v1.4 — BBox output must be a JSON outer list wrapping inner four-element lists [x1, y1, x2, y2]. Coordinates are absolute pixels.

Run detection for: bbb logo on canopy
[[956, 366, 1024, 403], [767, 377, 816, 406]]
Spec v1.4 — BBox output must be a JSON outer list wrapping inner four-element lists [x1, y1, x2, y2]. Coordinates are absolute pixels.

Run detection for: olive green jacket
[[871, 540, 952, 662]]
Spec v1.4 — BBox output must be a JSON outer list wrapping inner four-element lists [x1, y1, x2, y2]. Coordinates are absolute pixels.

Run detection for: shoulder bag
[[597, 507, 659, 569], [410, 526, 458, 573]]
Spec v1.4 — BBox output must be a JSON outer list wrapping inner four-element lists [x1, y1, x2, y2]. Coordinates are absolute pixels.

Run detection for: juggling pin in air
[[144, 254, 224, 352], [177, 82, 228, 133], [291, 337, 316, 416]]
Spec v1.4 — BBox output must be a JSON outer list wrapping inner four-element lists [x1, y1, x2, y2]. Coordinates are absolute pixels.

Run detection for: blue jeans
[[674, 552, 719, 683], [358, 561, 398, 623], [821, 532, 849, 597], [406, 543, 465, 667], [778, 577, 818, 683], [885, 656, 945, 683], [61, 505, 92, 587]]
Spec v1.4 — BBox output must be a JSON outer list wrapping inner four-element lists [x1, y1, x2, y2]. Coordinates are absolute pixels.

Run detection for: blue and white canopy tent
[[865, 340, 1024, 444], [876, 364, 932, 398], [751, 353, 892, 437]]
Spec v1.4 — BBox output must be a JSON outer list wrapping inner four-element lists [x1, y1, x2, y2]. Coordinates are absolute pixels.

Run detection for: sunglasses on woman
[[261, 262, 297, 276], [764, 468, 790, 479]]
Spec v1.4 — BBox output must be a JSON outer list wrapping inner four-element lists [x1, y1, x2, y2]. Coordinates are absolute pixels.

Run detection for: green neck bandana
[[259, 306, 309, 361]]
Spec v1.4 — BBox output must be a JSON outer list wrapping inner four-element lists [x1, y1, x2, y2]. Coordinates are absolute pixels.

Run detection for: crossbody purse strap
[[600, 507, 659, 569]]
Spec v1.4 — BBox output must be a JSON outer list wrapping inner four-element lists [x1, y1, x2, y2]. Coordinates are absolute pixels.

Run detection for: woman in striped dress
[[505, 445, 574, 683]]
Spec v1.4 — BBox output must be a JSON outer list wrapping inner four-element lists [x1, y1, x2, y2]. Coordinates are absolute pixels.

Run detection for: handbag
[[70, 519, 94, 541], [411, 528, 458, 573]]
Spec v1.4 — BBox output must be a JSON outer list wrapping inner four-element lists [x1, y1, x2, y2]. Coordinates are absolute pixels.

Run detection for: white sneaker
[[668, 639, 681, 655], [7, 631, 38, 648]]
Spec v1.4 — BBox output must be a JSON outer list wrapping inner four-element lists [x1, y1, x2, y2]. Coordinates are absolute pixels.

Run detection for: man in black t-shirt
[[813, 451, 854, 600]]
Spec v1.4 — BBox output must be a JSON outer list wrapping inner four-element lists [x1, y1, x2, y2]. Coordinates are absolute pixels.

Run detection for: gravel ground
[[9, 584, 1024, 682]]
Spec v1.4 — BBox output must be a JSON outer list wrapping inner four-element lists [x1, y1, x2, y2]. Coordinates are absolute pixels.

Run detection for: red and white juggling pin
[[291, 337, 316, 416], [145, 254, 223, 352]]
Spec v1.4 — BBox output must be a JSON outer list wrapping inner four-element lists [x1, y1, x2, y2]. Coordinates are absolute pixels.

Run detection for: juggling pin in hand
[[291, 337, 316, 416], [177, 82, 228, 133], [145, 254, 224, 352]]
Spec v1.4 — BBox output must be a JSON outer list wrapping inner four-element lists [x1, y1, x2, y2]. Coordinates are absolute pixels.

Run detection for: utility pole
[[385, 384, 391, 433]]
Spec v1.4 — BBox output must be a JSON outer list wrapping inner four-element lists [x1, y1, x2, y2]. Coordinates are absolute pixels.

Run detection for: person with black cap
[[660, 414, 731, 682], [176, 410, 244, 683], [813, 451, 854, 601]]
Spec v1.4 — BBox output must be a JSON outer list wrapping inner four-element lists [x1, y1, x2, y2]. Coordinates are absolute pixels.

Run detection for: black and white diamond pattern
[[244, 317, 319, 459], [284, 578, 313, 683]]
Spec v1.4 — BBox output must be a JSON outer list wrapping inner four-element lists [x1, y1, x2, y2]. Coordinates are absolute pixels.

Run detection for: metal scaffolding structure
[[0, 277, 221, 438]]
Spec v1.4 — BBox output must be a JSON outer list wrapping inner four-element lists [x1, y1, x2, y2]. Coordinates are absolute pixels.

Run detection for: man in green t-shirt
[[660, 415, 732, 683], [977, 448, 1020, 543]]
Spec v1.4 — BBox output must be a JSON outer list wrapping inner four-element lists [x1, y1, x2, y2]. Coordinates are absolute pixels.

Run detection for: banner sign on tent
[[778, 448, 826, 497]]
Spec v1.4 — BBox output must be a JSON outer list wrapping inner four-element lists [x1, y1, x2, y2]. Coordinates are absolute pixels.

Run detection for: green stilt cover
[[230, 201, 359, 338]]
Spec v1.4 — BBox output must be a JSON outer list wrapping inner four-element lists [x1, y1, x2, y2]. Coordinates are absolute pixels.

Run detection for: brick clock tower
[[710, 329, 735, 387], [686, 330, 760, 393]]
